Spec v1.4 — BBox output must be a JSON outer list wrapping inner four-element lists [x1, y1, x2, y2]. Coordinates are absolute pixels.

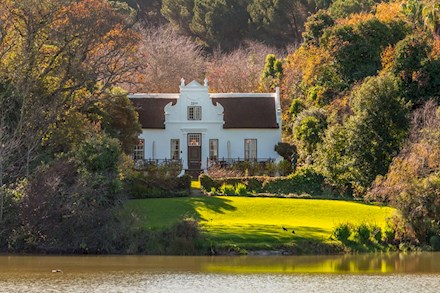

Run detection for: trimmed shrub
[[235, 183, 247, 195], [127, 173, 191, 198], [332, 223, 352, 244], [220, 184, 236, 196], [200, 174, 221, 192]]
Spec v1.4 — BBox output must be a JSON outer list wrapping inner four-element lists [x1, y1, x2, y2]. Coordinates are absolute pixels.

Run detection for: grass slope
[[125, 197, 395, 249]]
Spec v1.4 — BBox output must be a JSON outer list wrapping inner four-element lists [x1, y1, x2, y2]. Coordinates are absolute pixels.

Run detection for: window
[[188, 133, 201, 146], [209, 139, 218, 161], [132, 139, 145, 161], [171, 139, 180, 160], [188, 106, 202, 120], [244, 139, 257, 161]]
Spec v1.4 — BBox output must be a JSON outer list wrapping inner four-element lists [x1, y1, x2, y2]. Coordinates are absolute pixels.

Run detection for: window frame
[[187, 106, 202, 120], [132, 139, 145, 161], [244, 139, 257, 161], [170, 139, 180, 160], [209, 139, 219, 161]]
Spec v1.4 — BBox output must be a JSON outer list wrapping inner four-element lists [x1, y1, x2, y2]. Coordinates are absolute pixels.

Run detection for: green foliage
[[329, 0, 375, 19], [303, 9, 335, 45], [318, 74, 410, 195], [99, 89, 142, 154], [234, 183, 247, 195], [293, 108, 327, 156], [161, 0, 194, 34], [200, 174, 221, 192], [289, 98, 305, 117], [323, 18, 408, 82], [260, 54, 283, 91], [75, 135, 122, 173], [127, 218, 206, 255], [332, 222, 392, 252], [430, 235, 440, 251], [394, 174, 440, 243], [248, 0, 306, 47], [127, 172, 191, 198], [190, 0, 249, 50], [220, 183, 236, 196]]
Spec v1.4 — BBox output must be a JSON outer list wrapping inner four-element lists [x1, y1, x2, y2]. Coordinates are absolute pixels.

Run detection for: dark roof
[[130, 98, 177, 129], [212, 97, 279, 129]]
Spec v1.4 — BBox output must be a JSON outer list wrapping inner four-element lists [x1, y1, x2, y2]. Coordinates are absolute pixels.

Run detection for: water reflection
[[0, 253, 439, 275], [1, 254, 440, 292]]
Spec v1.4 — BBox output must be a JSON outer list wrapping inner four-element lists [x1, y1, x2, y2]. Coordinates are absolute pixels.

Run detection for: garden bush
[[127, 172, 191, 198], [200, 169, 330, 196], [220, 184, 236, 196], [235, 183, 247, 195]]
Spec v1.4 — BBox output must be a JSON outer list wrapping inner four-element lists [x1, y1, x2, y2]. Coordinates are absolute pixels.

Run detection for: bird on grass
[[291, 229, 295, 234], [282, 226, 287, 231]]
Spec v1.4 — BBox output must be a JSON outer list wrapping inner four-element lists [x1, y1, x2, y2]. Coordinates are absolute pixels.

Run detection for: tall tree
[[190, 0, 249, 50], [317, 74, 410, 194], [161, 0, 194, 35]]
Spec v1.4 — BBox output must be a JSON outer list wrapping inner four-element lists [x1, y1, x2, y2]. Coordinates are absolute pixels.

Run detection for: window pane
[[244, 139, 257, 160], [132, 139, 145, 161], [188, 134, 201, 146], [171, 139, 180, 160], [187, 106, 201, 120], [209, 139, 218, 160]]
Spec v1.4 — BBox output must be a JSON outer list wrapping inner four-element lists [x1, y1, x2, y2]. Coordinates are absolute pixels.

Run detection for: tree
[[130, 26, 205, 92], [259, 54, 283, 91], [422, 0, 440, 39], [329, 0, 376, 19], [318, 74, 410, 194], [302, 9, 335, 45], [161, 0, 194, 35], [369, 100, 440, 243], [0, 0, 140, 182], [190, 0, 249, 50], [248, 0, 309, 47], [293, 108, 327, 157], [206, 42, 279, 93], [322, 18, 408, 82]]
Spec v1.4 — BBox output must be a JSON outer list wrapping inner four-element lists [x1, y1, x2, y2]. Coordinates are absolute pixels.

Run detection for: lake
[[1, 253, 439, 292]]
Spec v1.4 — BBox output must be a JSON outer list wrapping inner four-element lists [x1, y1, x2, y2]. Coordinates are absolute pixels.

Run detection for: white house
[[129, 79, 282, 174]]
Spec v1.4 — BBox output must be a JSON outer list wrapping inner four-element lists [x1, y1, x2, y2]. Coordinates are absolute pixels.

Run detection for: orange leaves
[[375, 1, 404, 23], [380, 45, 396, 73], [431, 39, 440, 58], [337, 13, 374, 26]]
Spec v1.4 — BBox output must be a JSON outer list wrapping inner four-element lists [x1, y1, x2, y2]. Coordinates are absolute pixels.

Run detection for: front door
[[188, 133, 201, 170]]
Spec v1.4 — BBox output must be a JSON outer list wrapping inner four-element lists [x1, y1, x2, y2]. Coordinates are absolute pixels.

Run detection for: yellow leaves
[[380, 45, 396, 73], [431, 39, 440, 58], [375, 1, 404, 23], [337, 13, 374, 26]]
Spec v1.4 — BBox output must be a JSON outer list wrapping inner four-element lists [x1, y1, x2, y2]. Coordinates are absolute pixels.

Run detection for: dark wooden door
[[188, 146, 201, 169]]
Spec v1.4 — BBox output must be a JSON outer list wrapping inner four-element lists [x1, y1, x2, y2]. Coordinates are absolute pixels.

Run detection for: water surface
[[1, 253, 439, 292]]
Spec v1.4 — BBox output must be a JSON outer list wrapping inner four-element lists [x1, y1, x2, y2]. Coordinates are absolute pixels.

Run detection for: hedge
[[127, 173, 191, 198], [200, 166, 327, 196]]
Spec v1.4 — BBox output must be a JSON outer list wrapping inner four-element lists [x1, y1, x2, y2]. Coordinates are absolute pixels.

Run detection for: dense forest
[[0, 0, 440, 253]]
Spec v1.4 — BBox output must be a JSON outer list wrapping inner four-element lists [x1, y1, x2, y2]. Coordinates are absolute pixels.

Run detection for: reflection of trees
[[201, 253, 440, 274]]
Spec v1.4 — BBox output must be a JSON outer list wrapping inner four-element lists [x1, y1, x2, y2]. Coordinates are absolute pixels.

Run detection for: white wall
[[133, 80, 282, 171]]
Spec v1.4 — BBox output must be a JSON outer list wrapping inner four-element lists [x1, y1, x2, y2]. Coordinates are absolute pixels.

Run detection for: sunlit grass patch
[[125, 197, 395, 249], [191, 180, 201, 189]]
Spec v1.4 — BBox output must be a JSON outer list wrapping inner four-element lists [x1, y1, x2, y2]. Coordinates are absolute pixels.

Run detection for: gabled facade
[[129, 79, 282, 173]]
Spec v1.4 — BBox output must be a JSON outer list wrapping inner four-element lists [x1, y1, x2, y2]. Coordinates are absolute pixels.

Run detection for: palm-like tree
[[422, 0, 440, 39]]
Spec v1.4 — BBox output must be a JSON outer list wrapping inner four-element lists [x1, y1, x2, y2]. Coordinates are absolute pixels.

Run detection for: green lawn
[[124, 196, 395, 249]]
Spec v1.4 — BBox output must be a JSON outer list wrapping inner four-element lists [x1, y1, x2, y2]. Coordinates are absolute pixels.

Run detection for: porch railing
[[134, 158, 182, 170], [206, 157, 275, 169]]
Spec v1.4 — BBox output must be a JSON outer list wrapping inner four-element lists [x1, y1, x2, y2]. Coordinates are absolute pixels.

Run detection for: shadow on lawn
[[189, 197, 237, 220]]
